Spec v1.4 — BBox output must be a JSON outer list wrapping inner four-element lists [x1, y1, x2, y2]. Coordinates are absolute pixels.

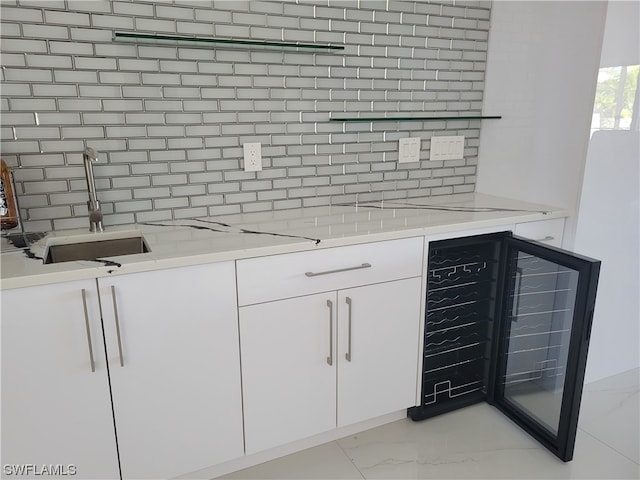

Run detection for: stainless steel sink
[[43, 235, 150, 264]]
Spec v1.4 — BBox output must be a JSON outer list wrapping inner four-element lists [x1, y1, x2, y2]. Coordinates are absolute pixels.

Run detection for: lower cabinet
[[1, 262, 243, 479], [336, 279, 423, 427], [98, 262, 244, 479], [239, 276, 422, 454], [1, 279, 120, 479]]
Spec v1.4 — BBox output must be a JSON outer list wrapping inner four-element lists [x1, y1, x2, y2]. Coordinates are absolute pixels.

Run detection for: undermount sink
[[43, 233, 150, 264]]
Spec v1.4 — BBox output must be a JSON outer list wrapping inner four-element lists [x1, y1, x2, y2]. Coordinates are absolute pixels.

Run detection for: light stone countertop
[[0, 193, 568, 290]]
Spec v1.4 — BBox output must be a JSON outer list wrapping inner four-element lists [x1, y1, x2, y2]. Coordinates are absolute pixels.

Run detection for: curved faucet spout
[[83, 146, 104, 232]]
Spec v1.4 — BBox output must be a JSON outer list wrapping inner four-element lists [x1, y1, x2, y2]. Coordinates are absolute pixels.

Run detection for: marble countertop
[[0, 193, 568, 290]]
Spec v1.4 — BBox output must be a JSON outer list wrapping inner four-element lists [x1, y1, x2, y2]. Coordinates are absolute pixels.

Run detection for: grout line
[[334, 440, 367, 480], [577, 426, 640, 466]]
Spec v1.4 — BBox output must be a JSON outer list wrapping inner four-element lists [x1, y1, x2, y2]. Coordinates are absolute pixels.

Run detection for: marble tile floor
[[221, 368, 639, 479]]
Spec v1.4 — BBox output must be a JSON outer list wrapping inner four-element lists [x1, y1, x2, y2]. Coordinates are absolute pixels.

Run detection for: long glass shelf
[[113, 32, 344, 51], [330, 115, 502, 122]]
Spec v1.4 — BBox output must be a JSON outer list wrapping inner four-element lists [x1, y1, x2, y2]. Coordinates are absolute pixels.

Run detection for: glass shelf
[[113, 32, 344, 52], [330, 115, 502, 122]]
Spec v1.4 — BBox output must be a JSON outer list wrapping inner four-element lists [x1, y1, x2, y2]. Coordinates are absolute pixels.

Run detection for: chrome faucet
[[82, 146, 104, 232]]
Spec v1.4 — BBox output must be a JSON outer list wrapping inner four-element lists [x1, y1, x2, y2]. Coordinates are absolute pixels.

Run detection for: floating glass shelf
[[330, 115, 502, 122], [113, 32, 344, 52]]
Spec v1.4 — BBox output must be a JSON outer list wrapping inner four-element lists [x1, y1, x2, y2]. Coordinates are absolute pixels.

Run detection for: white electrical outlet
[[243, 143, 262, 172], [430, 135, 465, 161], [398, 137, 421, 163]]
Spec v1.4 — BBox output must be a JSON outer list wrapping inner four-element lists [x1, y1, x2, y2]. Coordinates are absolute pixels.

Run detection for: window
[[591, 65, 639, 136]]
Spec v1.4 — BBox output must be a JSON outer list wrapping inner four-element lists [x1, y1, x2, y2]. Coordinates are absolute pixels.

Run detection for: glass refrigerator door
[[491, 236, 600, 461]]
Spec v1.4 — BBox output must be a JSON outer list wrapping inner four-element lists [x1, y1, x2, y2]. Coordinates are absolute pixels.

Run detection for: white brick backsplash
[[113, 1, 154, 16], [61, 126, 105, 139], [1, 38, 47, 53], [156, 5, 195, 20], [102, 99, 142, 111], [194, 8, 232, 23], [74, 56, 117, 70], [135, 17, 176, 33], [0, 6, 43, 22], [14, 127, 60, 140], [22, 24, 69, 40], [122, 86, 163, 98], [8, 98, 56, 111], [118, 58, 159, 71], [250, 1, 283, 15], [115, 200, 153, 213], [1, 0, 490, 231], [43, 10, 90, 26]]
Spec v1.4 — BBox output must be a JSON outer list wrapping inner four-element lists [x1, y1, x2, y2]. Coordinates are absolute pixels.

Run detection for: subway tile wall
[[0, 0, 491, 231]]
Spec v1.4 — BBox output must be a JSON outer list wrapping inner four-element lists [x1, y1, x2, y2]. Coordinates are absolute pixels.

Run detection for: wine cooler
[[408, 231, 600, 462]]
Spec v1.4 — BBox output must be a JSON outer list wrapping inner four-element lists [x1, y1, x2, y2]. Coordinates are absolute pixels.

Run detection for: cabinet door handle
[[512, 267, 523, 320], [345, 296, 352, 362], [305, 263, 372, 277], [326, 299, 333, 366], [81, 289, 96, 373], [533, 235, 554, 242], [111, 286, 125, 367]]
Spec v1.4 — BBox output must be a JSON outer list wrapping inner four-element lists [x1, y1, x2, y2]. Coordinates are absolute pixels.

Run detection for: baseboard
[[174, 410, 407, 480]]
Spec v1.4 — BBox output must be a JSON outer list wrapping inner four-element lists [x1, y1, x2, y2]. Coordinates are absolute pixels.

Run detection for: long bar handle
[[111, 286, 124, 367], [326, 299, 333, 366], [512, 267, 523, 320], [345, 297, 352, 362], [306, 263, 371, 278], [81, 289, 96, 373]]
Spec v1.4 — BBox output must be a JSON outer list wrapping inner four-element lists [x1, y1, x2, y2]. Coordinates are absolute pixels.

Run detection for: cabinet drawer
[[514, 218, 565, 248], [237, 237, 424, 306]]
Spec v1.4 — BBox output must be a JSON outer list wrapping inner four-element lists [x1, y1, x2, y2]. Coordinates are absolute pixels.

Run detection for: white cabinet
[[514, 218, 565, 248], [237, 238, 424, 454], [98, 262, 244, 479], [1, 279, 120, 479], [239, 293, 337, 454], [336, 278, 422, 427], [1, 261, 243, 479]]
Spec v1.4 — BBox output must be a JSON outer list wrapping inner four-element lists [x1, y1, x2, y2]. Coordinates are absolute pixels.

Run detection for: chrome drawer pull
[[533, 236, 554, 242], [326, 299, 333, 366], [305, 263, 372, 277], [345, 297, 352, 362], [81, 289, 96, 373]]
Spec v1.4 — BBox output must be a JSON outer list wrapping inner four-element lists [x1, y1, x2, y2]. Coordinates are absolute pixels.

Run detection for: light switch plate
[[430, 135, 465, 161], [243, 143, 262, 172], [398, 137, 421, 163]]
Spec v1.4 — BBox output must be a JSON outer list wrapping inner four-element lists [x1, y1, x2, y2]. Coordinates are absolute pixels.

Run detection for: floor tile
[[579, 368, 640, 463], [219, 441, 364, 480], [337, 403, 639, 479], [218, 370, 639, 479]]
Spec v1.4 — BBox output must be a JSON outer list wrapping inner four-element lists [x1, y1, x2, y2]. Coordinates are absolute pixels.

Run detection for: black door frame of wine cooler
[[486, 235, 601, 462]]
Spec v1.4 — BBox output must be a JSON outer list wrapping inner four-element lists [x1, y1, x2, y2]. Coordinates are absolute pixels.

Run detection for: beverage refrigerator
[[408, 231, 601, 462]]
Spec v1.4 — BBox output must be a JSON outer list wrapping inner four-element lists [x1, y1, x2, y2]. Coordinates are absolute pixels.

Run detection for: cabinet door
[[98, 262, 243, 479], [239, 293, 337, 454], [514, 218, 565, 248], [1, 280, 120, 479], [337, 277, 422, 427], [491, 236, 600, 461]]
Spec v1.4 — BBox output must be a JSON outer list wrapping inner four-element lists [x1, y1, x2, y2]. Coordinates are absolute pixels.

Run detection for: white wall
[[575, 0, 640, 382], [479, 0, 639, 383], [599, 0, 640, 68], [476, 0, 608, 249], [576, 131, 639, 382]]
